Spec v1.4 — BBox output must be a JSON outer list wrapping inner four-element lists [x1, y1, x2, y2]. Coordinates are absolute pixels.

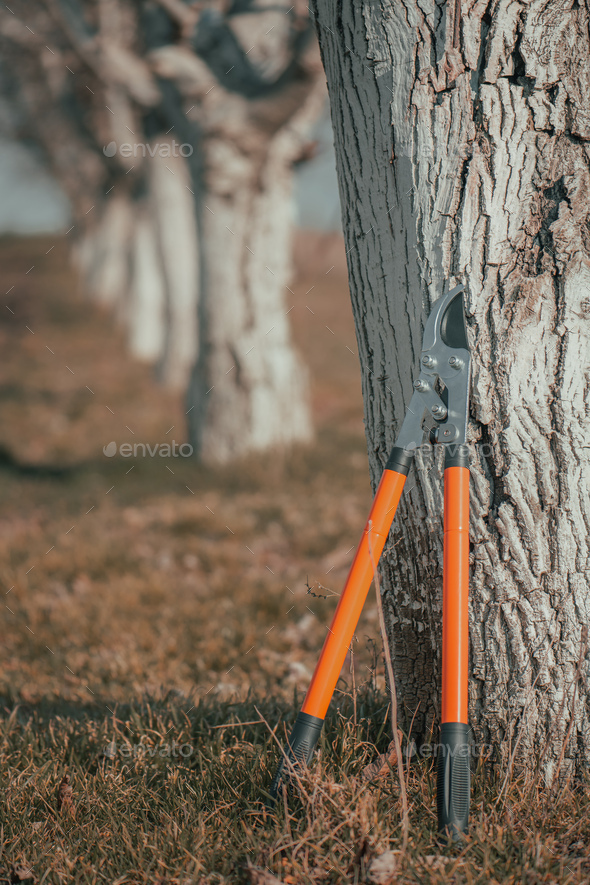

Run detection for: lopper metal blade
[[394, 284, 471, 452]]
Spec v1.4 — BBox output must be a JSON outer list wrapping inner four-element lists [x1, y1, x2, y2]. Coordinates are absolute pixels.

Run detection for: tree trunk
[[187, 78, 321, 461], [128, 206, 166, 363], [313, 0, 590, 778], [147, 137, 199, 389]]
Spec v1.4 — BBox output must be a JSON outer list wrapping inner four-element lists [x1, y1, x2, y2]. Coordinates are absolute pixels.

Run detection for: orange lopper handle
[[441, 464, 470, 724], [268, 446, 413, 804], [302, 467, 407, 720]]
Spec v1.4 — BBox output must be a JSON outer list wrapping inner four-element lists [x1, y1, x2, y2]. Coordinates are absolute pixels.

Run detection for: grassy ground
[[0, 234, 589, 883]]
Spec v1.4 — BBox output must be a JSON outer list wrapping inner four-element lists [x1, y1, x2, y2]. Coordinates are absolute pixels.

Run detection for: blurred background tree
[[0, 0, 326, 462]]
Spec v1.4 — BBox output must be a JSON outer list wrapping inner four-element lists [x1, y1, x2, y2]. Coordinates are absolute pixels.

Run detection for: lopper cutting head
[[394, 284, 470, 452]]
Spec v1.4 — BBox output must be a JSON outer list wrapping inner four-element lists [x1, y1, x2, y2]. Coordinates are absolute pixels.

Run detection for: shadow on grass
[[0, 425, 370, 506]]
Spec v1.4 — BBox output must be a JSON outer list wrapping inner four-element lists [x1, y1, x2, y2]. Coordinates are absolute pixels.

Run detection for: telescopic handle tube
[[268, 447, 412, 803], [437, 446, 470, 838]]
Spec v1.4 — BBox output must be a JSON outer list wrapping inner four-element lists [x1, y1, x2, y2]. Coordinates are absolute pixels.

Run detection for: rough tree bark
[[313, 0, 590, 778], [0, 0, 323, 461]]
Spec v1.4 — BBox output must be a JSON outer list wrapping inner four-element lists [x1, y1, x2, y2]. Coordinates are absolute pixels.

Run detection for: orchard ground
[[0, 233, 588, 883]]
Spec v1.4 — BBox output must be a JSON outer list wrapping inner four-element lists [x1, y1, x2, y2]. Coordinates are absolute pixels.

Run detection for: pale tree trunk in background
[[147, 138, 199, 389], [150, 28, 325, 460], [314, 0, 590, 778], [186, 70, 322, 460], [0, 0, 322, 461], [128, 208, 166, 363], [192, 153, 311, 461], [80, 194, 134, 311]]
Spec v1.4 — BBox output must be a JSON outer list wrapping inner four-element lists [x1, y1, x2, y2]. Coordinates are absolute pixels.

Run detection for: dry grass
[[2, 694, 590, 883], [0, 233, 589, 883]]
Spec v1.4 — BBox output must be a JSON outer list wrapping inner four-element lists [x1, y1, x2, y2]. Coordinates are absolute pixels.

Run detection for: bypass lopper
[[269, 283, 472, 839]]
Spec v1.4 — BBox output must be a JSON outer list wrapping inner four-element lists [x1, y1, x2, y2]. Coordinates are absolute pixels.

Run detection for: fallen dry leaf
[[421, 854, 466, 872], [361, 731, 404, 783], [422, 855, 447, 871], [9, 865, 36, 884], [367, 850, 399, 884], [246, 863, 283, 885], [56, 774, 75, 817]]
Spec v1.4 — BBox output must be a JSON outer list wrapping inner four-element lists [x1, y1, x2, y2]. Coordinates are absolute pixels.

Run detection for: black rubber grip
[[437, 722, 470, 839], [268, 712, 324, 804], [385, 446, 414, 475], [444, 444, 470, 469]]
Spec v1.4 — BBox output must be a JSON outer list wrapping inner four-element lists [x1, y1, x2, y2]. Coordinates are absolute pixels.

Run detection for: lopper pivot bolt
[[268, 283, 472, 840]]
